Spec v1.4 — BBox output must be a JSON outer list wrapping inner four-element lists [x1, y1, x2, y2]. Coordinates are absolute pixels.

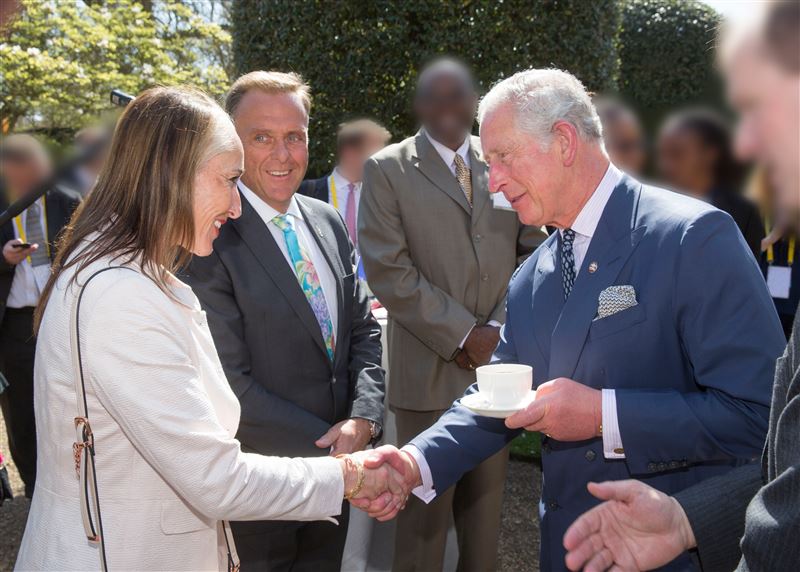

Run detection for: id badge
[[767, 265, 792, 299]]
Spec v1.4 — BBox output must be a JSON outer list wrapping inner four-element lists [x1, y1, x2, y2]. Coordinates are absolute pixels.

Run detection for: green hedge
[[231, 0, 621, 178], [619, 0, 722, 128]]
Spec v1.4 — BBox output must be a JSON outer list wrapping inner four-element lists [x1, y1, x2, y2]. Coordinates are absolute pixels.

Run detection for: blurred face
[[192, 143, 244, 256], [725, 43, 800, 213], [0, 155, 46, 199], [603, 115, 646, 176], [480, 103, 567, 227], [233, 90, 309, 212], [338, 135, 386, 182], [657, 127, 715, 196], [415, 72, 477, 147]]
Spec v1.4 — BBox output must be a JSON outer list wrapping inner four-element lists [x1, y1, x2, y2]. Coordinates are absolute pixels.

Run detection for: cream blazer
[[16, 254, 344, 571]]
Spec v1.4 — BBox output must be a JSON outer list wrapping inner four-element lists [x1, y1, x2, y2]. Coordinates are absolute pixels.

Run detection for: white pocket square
[[595, 285, 638, 320]]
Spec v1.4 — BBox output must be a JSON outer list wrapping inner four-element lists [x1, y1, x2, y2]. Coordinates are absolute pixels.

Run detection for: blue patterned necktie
[[272, 214, 335, 361], [561, 228, 576, 300]]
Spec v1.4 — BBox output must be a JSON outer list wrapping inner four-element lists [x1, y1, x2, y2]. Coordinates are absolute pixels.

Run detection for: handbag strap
[[68, 265, 240, 572]]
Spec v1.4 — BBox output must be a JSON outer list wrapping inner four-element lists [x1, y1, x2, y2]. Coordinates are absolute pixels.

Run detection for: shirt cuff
[[401, 444, 437, 503], [602, 389, 625, 459], [487, 320, 502, 328], [459, 323, 477, 349]]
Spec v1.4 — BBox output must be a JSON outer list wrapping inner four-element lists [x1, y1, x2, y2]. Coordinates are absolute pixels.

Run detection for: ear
[[552, 121, 579, 167]]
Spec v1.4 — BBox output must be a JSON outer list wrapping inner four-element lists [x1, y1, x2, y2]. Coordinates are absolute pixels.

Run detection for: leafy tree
[[0, 0, 232, 132], [231, 0, 621, 177]]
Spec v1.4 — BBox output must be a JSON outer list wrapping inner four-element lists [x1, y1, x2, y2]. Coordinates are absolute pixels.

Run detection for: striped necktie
[[272, 214, 335, 361], [25, 202, 50, 267]]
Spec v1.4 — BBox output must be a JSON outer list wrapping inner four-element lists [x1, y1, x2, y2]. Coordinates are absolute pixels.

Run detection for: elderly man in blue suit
[[354, 68, 785, 571]]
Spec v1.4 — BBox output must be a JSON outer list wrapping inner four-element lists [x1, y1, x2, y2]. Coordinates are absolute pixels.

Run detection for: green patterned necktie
[[272, 214, 335, 361]]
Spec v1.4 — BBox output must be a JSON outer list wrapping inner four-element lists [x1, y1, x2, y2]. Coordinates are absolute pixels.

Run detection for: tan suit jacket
[[359, 131, 546, 411]]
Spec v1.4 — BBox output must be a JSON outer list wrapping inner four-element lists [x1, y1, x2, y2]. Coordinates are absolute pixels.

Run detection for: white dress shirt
[[330, 166, 361, 224], [7, 198, 51, 308], [239, 182, 339, 337], [404, 163, 626, 503]]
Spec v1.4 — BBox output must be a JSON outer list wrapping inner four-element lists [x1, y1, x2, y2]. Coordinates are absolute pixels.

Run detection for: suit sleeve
[[673, 463, 762, 572], [84, 275, 345, 522], [409, 281, 522, 493], [185, 250, 332, 454], [341, 214, 385, 426], [615, 210, 784, 475], [359, 157, 477, 360]]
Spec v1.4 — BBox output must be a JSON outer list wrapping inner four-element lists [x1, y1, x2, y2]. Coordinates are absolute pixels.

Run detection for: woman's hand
[[337, 450, 411, 521]]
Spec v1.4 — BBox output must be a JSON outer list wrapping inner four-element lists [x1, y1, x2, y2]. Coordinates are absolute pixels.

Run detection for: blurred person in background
[[184, 72, 386, 572], [300, 119, 391, 279], [359, 57, 545, 572], [0, 134, 81, 499], [563, 2, 800, 570], [657, 108, 764, 259], [595, 97, 647, 177], [751, 169, 799, 339], [16, 86, 401, 571], [63, 126, 109, 196]]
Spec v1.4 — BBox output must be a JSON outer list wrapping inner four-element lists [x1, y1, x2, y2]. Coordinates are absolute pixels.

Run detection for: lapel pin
[[588, 261, 598, 274]]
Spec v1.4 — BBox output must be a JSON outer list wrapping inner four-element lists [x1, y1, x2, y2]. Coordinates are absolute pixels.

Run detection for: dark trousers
[[232, 501, 350, 572], [393, 407, 509, 572], [0, 307, 37, 497]]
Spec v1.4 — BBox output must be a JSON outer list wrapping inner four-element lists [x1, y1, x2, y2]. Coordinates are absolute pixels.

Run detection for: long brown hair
[[35, 86, 234, 332]]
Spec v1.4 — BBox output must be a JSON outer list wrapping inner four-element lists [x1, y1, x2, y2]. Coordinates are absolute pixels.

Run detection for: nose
[[488, 164, 507, 194], [228, 185, 242, 219], [270, 137, 290, 163]]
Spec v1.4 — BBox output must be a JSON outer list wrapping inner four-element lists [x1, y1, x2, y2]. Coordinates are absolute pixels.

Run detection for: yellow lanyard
[[328, 174, 339, 209], [765, 217, 795, 266], [12, 198, 50, 263]]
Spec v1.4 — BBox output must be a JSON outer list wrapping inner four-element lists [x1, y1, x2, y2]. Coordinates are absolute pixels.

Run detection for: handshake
[[337, 446, 422, 521]]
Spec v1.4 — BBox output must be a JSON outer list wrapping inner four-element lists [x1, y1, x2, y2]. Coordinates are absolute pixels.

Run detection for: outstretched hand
[[563, 480, 696, 571], [347, 446, 422, 521]]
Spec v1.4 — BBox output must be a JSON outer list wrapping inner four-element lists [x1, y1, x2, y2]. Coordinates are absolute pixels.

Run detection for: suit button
[[647, 462, 657, 472], [668, 461, 679, 470], [658, 462, 667, 471], [585, 450, 596, 462], [481, 274, 489, 281], [474, 234, 482, 242], [547, 501, 558, 511], [331, 377, 336, 384]]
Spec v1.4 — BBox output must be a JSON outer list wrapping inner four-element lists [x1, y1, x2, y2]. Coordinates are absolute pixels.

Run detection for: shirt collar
[[425, 131, 471, 169], [332, 167, 360, 191], [563, 163, 623, 239], [239, 180, 303, 225]]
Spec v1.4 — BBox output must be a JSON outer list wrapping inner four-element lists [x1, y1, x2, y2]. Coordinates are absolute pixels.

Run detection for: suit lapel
[[531, 235, 564, 366], [412, 132, 471, 215], [44, 191, 67, 262], [233, 194, 331, 363], [549, 180, 646, 379], [469, 142, 490, 222]]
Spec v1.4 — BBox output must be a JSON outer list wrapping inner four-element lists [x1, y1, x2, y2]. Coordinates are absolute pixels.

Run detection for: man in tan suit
[[359, 58, 546, 571]]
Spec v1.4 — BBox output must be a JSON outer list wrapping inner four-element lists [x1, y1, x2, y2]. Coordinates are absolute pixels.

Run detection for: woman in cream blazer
[[15, 87, 400, 571]]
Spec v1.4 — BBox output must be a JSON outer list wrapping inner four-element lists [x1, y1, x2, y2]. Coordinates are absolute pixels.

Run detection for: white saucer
[[460, 391, 536, 419]]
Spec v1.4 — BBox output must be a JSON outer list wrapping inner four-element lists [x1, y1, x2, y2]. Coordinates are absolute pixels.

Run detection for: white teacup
[[476, 364, 533, 408]]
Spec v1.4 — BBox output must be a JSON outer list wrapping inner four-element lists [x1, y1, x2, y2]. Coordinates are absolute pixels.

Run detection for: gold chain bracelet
[[336, 454, 366, 499]]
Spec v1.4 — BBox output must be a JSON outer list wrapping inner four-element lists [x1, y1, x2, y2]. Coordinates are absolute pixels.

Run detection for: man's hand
[[505, 377, 601, 441], [316, 418, 371, 456], [2, 239, 38, 266], [454, 349, 475, 371], [349, 445, 421, 521], [563, 480, 696, 571], [462, 325, 500, 367]]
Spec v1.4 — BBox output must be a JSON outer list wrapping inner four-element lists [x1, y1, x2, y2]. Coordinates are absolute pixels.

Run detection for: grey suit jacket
[[675, 308, 800, 571], [358, 131, 546, 410], [183, 191, 385, 458]]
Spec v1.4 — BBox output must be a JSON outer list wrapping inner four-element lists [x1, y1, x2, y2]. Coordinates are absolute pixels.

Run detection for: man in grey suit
[[359, 58, 546, 571], [183, 71, 385, 572], [563, 3, 800, 570]]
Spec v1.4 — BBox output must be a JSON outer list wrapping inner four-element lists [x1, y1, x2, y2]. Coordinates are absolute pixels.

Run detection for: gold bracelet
[[337, 455, 366, 499]]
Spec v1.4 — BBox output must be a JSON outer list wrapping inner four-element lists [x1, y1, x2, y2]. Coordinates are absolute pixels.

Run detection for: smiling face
[[233, 89, 309, 212], [480, 103, 569, 227], [192, 144, 244, 256]]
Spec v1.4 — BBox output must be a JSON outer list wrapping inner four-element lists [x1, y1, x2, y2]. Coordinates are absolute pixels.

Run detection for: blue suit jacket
[[410, 176, 785, 570]]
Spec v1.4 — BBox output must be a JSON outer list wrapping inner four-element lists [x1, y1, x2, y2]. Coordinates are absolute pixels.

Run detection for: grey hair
[[477, 68, 603, 148]]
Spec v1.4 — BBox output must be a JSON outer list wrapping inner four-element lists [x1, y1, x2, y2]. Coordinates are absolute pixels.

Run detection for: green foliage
[[231, 0, 622, 177], [0, 0, 232, 132], [510, 431, 541, 462], [619, 0, 722, 124]]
